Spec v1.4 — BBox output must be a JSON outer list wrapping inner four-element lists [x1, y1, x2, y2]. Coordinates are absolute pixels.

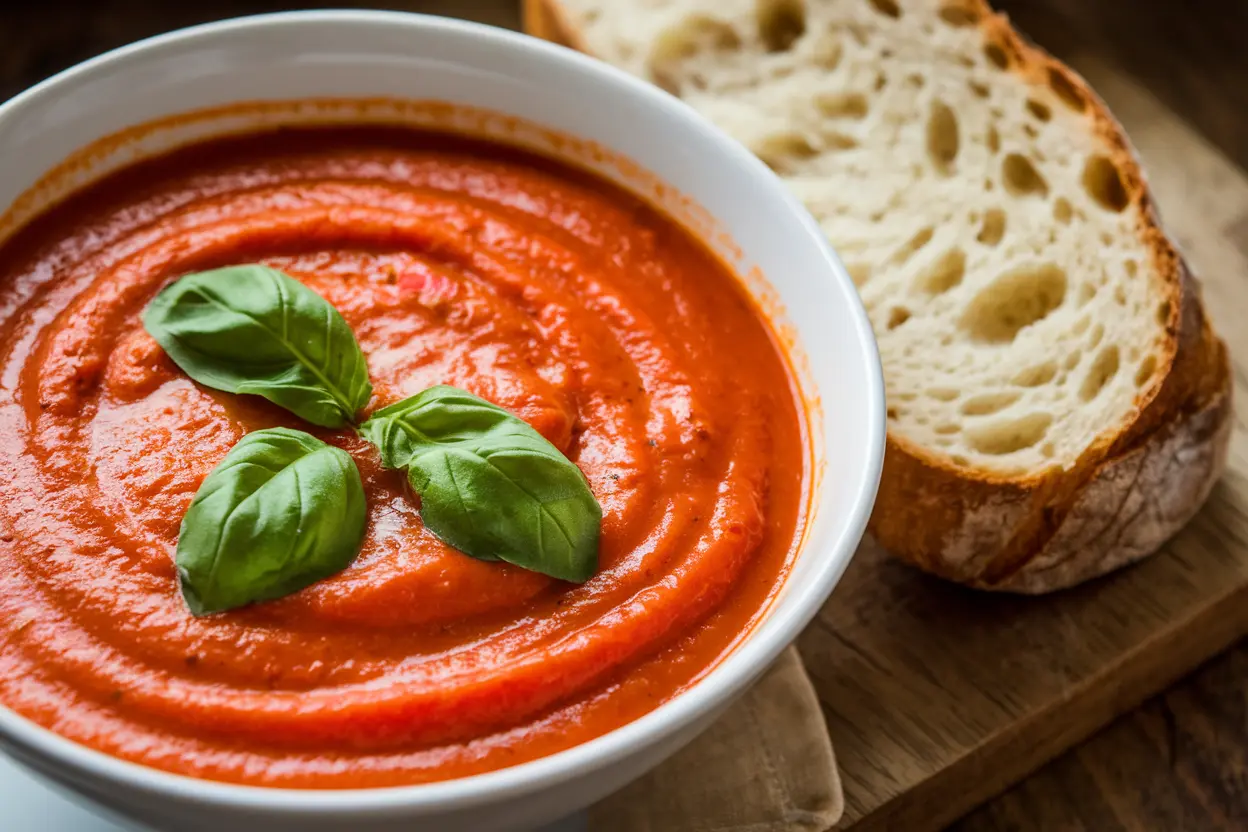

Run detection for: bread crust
[[523, 0, 1233, 592]]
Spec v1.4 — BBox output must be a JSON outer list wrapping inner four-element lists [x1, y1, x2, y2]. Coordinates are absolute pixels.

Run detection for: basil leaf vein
[[143, 265, 372, 428], [176, 427, 367, 615], [359, 385, 601, 583]]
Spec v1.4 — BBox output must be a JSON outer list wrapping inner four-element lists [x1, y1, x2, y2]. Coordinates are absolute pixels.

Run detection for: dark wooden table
[[1, 1, 1245, 829]]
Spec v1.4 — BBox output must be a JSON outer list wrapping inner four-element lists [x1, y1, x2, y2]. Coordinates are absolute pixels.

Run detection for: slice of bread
[[525, 0, 1232, 592]]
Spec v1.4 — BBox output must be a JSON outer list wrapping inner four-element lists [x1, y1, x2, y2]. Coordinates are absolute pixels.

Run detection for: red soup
[[0, 124, 807, 787]]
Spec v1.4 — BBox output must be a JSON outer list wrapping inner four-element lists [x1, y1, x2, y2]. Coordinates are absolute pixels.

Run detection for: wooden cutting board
[[518, 5, 1248, 828]]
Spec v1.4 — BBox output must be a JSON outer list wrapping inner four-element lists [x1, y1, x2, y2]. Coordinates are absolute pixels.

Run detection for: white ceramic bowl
[[0, 10, 884, 832]]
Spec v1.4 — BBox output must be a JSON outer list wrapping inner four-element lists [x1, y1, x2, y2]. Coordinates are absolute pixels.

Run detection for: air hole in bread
[[1041, 442, 1056, 458], [936, 423, 960, 435], [969, 80, 990, 98], [1072, 316, 1090, 336], [755, 131, 818, 173], [887, 406, 899, 419], [915, 248, 966, 294], [757, 0, 807, 52], [891, 226, 934, 265], [1157, 300, 1172, 326], [906, 73, 925, 89], [938, 5, 979, 26], [928, 388, 959, 401], [816, 92, 868, 119], [647, 15, 741, 94], [1088, 322, 1104, 348], [1065, 351, 1082, 370], [1078, 282, 1097, 305], [950, 454, 969, 466], [961, 263, 1067, 343], [812, 33, 843, 69], [927, 101, 959, 174], [1114, 285, 1127, 305], [823, 131, 860, 150], [984, 41, 1009, 69], [977, 209, 1006, 245], [966, 412, 1051, 455], [1125, 259, 1138, 277], [1025, 99, 1052, 122], [1080, 346, 1120, 401], [846, 262, 872, 286], [1082, 155, 1130, 212], [650, 15, 741, 63], [1053, 197, 1073, 224], [1135, 354, 1158, 388], [1013, 361, 1057, 387], [986, 126, 1001, 154], [1002, 153, 1048, 197], [868, 0, 901, 18], [1048, 67, 1087, 112], [874, 72, 888, 91], [961, 391, 1020, 416], [887, 307, 912, 329], [651, 74, 680, 96]]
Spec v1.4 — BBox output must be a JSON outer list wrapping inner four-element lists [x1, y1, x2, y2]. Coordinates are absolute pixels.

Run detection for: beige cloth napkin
[[589, 647, 843, 832]]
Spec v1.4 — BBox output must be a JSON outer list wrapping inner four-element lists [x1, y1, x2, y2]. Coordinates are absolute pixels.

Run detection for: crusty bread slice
[[524, 0, 1232, 592]]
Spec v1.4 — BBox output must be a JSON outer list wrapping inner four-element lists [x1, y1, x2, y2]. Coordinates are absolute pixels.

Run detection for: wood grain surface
[[2, 2, 1246, 831]]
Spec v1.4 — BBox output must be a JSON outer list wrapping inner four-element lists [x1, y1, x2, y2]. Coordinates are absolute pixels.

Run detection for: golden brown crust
[[871, 1, 1231, 590], [987, 341, 1232, 593], [525, 0, 1233, 592], [523, 0, 586, 51]]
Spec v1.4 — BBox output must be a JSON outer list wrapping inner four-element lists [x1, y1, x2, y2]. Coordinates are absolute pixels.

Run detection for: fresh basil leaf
[[359, 386, 601, 583], [143, 265, 372, 428], [176, 427, 367, 615]]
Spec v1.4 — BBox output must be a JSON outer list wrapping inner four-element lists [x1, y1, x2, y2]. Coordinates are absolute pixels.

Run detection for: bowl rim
[[0, 8, 885, 813]]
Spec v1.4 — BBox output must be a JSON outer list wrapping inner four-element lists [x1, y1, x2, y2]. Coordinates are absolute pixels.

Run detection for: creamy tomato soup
[[0, 124, 807, 787]]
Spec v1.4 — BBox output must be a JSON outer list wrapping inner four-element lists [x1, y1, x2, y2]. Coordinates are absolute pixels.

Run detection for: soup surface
[[0, 125, 806, 787]]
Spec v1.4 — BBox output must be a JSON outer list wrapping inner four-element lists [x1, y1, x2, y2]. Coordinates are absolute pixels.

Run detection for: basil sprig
[[175, 428, 367, 615], [360, 386, 601, 583], [143, 265, 372, 428], [147, 265, 604, 616]]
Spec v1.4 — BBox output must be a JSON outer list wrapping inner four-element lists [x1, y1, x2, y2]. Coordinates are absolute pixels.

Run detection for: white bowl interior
[[0, 9, 884, 822]]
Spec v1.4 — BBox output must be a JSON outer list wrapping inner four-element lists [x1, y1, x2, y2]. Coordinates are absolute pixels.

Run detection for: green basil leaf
[[143, 265, 372, 428], [176, 427, 367, 615], [359, 386, 601, 583]]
